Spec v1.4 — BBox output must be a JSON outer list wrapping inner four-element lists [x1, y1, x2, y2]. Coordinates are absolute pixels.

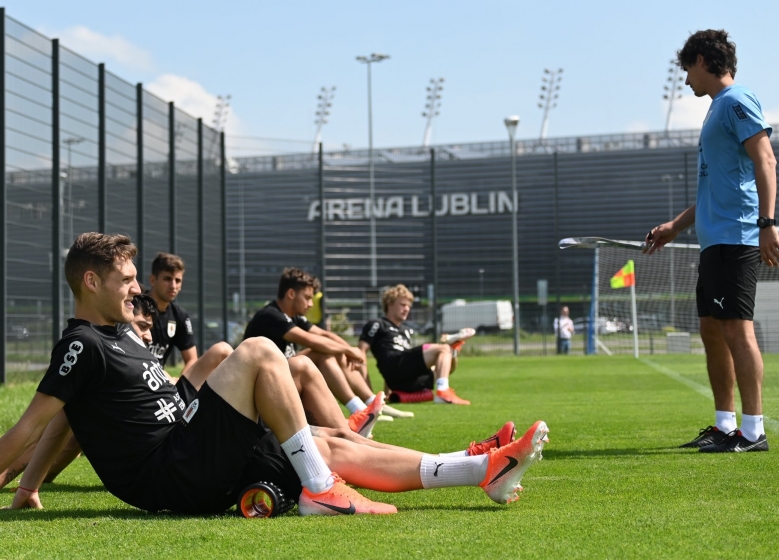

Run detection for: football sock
[[715, 410, 737, 433], [420, 454, 488, 489], [345, 397, 367, 414], [740, 414, 765, 442], [435, 377, 449, 391], [438, 450, 469, 458], [365, 394, 376, 405], [280, 426, 333, 493]]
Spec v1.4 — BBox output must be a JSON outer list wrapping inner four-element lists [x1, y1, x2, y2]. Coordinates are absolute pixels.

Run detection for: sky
[[6, 0, 779, 149]]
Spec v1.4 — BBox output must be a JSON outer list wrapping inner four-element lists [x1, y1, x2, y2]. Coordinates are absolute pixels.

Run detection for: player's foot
[[298, 474, 397, 516], [467, 421, 516, 456], [442, 327, 476, 346], [388, 389, 434, 403], [434, 387, 470, 405], [679, 425, 728, 448], [348, 391, 385, 438], [377, 414, 393, 422], [699, 430, 769, 453], [480, 420, 549, 504], [381, 403, 414, 418]]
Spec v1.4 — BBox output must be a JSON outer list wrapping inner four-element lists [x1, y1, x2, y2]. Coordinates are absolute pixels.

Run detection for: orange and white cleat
[[480, 420, 549, 504], [467, 421, 516, 456], [298, 474, 397, 516], [434, 387, 470, 405], [348, 391, 385, 438], [441, 327, 476, 352]]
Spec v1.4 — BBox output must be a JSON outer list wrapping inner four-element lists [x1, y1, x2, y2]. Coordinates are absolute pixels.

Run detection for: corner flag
[[610, 260, 635, 289]]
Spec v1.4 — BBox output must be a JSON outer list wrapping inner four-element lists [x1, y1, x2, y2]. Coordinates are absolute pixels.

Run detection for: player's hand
[[644, 222, 678, 254], [759, 226, 779, 267], [345, 346, 364, 364], [3, 488, 43, 510]]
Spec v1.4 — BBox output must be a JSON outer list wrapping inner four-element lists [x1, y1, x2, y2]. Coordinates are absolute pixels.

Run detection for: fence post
[[318, 142, 327, 324], [168, 102, 176, 254], [221, 131, 228, 342], [98, 63, 106, 232], [0, 8, 6, 382], [430, 148, 438, 340], [197, 119, 205, 354], [135, 83, 144, 279], [52, 38, 61, 344]]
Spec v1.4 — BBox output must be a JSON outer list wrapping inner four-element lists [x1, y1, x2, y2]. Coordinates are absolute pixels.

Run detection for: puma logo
[[713, 297, 724, 309], [433, 462, 444, 477], [291, 446, 305, 456]]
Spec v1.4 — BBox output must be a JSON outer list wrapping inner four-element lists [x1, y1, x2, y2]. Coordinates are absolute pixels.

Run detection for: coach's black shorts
[[696, 244, 760, 320], [174, 374, 198, 406], [378, 346, 434, 392], [129, 382, 301, 514]]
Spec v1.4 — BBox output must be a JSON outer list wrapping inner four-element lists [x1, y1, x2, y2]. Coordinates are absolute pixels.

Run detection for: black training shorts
[[379, 346, 434, 392], [127, 382, 300, 514], [174, 374, 198, 406], [696, 244, 760, 320]]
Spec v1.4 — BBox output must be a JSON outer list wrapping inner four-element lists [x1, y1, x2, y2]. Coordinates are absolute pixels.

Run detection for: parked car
[[441, 300, 514, 334], [572, 317, 619, 335]]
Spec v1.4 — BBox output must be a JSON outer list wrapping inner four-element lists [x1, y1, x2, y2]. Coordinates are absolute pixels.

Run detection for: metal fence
[[0, 10, 227, 382], [226, 134, 779, 356]]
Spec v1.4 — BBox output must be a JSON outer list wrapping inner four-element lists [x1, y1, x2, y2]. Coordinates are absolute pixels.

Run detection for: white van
[[441, 300, 514, 334]]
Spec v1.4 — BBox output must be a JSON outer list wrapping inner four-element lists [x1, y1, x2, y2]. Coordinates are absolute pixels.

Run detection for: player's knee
[[437, 343, 451, 356], [208, 341, 233, 362], [237, 336, 284, 363]]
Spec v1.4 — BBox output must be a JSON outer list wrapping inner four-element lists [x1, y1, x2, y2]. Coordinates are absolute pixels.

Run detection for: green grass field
[[1, 355, 777, 559]]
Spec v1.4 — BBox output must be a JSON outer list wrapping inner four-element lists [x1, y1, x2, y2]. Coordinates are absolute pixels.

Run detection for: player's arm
[[644, 205, 696, 255], [357, 340, 371, 362], [0, 393, 64, 496], [8, 410, 73, 510], [284, 327, 363, 362], [744, 130, 779, 267], [309, 325, 349, 346], [179, 346, 198, 375]]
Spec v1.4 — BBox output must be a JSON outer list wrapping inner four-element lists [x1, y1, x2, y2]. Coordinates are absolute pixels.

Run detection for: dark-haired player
[[646, 29, 774, 452], [244, 268, 412, 425], [1, 233, 547, 515]]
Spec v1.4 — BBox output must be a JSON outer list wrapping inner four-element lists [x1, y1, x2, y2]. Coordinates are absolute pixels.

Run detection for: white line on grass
[[641, 358, 779, 432]]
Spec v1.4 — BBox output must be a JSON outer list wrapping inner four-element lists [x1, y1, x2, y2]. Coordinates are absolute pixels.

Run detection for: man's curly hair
[[677, 29, 737, 78]]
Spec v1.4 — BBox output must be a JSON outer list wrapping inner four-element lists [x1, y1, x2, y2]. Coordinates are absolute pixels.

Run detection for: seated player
[[359, 284, 474, 405], [244, 268, 412, 423], [0, 233, 547, 515]]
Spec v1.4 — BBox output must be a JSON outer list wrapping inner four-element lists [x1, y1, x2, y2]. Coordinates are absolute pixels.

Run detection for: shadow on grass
[[545, 446, 686, 459], [2, 484, 106, 495], [399, 504, 504, 513], [0, 506, 242, 521]]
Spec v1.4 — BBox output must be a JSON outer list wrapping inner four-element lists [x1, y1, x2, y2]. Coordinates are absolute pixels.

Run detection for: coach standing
[[646, 30, 775, 452]]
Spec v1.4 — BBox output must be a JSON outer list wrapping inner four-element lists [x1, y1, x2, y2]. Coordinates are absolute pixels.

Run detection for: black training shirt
[[243, 301, 312, 357], [148, 300, 195, 366], [359, 317, 415, 367], [37, 319, 185, 501]]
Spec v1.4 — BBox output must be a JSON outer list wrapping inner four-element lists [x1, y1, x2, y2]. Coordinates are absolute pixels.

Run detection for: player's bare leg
[[422, 344, 452, 380], [700, 317, 737, 412], [336, 353, 375, 402], [288, 355, 351, 429], [304, 351, 361, 406], [719, 319, 763, 415], [181, 342, 233, 391]]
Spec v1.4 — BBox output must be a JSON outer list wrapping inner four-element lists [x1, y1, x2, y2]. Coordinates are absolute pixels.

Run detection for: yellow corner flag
[[610, 260, 635, 289]]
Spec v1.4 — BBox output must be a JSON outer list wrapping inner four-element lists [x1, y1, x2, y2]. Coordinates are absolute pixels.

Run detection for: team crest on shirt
[[167, 321, 177, 337], [731, 104, 748, 121]]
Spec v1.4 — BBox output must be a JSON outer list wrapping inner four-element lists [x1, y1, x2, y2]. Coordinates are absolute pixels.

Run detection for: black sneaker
[[679, 426, 728, 448], [699, 430, 769, 453]]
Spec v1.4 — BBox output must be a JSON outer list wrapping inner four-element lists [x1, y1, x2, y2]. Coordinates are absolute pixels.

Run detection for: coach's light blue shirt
[[696, 84, 771, 251]]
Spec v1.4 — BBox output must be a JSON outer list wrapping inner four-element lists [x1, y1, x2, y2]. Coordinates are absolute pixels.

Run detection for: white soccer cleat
[[381, 404, 414, 418]]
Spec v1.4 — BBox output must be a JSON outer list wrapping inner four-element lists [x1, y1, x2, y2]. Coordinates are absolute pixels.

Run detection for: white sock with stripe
[[279, 426, 333, 493], [419, 454, 488, 488]]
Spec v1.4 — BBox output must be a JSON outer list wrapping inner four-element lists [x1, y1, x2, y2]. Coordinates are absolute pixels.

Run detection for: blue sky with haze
[[5, 0, 779, 148]]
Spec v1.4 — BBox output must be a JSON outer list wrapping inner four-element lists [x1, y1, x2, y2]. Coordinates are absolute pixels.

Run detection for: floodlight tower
[[504, 115, 521, 356], [422, 78, 444, 148], [664, 61, 683, 133], [212, 95, 231, 132], [313, 86, 336, 153], [356, 52, 390, 289], [538, 68, 563, 140]]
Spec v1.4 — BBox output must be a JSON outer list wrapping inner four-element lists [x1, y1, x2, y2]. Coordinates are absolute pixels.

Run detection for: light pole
[[422, 77, 444, 148], [313, 86, 336, 153], [663, 61, 683, 134], [356, 53, 389, 291], [538, 68, 562, 141], [661, 173, 683, 328], [478, 268, 485, 298], [504, 115, 521, 355]]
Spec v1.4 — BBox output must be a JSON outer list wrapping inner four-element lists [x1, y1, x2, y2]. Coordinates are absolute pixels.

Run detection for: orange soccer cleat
[[434, 387, 470, 405], [467, 421, 516, 456], [298, 474, 397, 516], [348, 391, 385, 438], [480, 420, 549, 504]]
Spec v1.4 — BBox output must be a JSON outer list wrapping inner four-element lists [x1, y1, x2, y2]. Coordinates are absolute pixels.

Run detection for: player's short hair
[[150, 252, 185, 277], [65, 232, 138, 298], [382, 284, 414, 314], [277, 267, 320, 299], [132, 293, 158, 319], [677, 29, 737, 77]]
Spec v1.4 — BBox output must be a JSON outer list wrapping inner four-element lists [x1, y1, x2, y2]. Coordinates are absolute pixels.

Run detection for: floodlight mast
[[422, 77, 444, 148], [504, 115, 521, 356], [356, 53, 390, 289], [313, 86, 336, 153], [538, 68, 563, 140], [664, 60, 683, 134]]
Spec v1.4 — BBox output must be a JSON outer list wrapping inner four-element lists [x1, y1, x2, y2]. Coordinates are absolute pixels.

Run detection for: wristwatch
[[757, 216, 776, 229]]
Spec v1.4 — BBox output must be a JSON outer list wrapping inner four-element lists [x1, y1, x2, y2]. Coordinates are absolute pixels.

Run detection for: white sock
[[280, 426, 333, 493], [438, 450, 469, 458], [715, 410, 737, 433], [365, 394, 376, 405], [419, 453, 488, 489], [740, 414, 765, 442], [435, 377, 449, 391], [345, 397, 367, 414]]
